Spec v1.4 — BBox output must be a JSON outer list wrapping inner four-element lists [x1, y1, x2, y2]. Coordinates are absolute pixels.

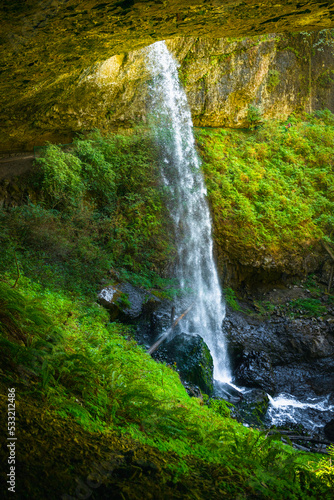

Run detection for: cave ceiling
[[1, 1, 334, 151]]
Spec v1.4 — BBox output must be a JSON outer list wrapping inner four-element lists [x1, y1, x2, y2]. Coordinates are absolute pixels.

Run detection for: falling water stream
[[146, 41, 230, 383], [145, 41, 333, 433]]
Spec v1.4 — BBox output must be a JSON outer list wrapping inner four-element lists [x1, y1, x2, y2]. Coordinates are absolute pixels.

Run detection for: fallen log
[[148, 302, 194, 355], [322, 240, 334, 261], [284, 435, 332, 446], [281, 439, 329, 454], [269, 431, 332, 446]]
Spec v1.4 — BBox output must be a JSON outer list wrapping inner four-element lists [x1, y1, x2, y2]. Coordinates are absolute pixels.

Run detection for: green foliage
[[72, 137, 117, 211], [196, 111, 334, 257], [254, 300, 276, 317], [315, 444, 334, 487], [310, 29, 334, 52], [0, 127, 333, 498], [35, 144, 84, 210], [0, 129, 175, 296], [267, 69, 280, 92], [207, 398, 232, 417], [223, 287, 241, 311], [247, 104, 262, 128], [1, 273, 332, 497], [285, 298, 327, 318], [0, 281, 60, 348]]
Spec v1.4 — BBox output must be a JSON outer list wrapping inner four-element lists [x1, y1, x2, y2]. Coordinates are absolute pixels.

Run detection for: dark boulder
[[234, 389, 270, 426], [153, 333, 214, 396], [225, 307, 334, 401], [324, 419, 334, 441]]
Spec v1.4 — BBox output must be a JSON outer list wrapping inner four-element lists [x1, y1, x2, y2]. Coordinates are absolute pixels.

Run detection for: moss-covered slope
[[197, 110, 334, 289]]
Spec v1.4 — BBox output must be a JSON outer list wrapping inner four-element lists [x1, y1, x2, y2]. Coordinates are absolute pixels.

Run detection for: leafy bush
[[36, 145, 84, 209], [223, 287, 241, 311], [315, 444, 334, 487], [247, 104, 263, 128], [0, 129, 175, 296]]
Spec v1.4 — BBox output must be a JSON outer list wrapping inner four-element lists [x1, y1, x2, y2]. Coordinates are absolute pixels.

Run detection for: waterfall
[[146, 41, 230, 382]]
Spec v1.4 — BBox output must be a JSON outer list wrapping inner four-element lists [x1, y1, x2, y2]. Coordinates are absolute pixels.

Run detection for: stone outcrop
[[98, 282, 161, 321], [153, 333, 214, 396], [20, 32, 333, 145], [1, 1, 334, 150]]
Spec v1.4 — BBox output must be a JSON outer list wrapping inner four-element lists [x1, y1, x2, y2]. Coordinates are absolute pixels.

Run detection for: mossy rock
[[155, 333, 214, 396]]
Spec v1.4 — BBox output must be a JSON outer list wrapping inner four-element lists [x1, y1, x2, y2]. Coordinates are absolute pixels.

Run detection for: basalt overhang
[[1, 1, 334, 151]]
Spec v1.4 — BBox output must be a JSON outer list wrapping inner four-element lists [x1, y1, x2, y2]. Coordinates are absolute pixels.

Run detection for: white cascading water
[[266, 394, 334, 432], [146, 41, 230, 382]]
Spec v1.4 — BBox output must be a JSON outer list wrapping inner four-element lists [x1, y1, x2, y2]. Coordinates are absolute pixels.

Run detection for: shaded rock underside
[[1, 0, 334, 150]]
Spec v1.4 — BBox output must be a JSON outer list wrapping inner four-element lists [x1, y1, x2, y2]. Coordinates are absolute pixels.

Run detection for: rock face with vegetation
[[2, 4, 334, 491], [197, 111, 334, 290], [1, 1, 334, 150], [76, 32, 334, 131], [222, 269, 334, 433], [153, 333, 214, 396]]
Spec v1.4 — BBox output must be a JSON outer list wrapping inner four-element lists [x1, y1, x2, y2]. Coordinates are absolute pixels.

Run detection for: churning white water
[[266, 393, 334, 432], [146, 41, 230, 382]]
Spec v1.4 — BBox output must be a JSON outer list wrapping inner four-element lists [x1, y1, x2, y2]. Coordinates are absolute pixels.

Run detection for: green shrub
[[74, 136, 116, 211], [224, 287, 241, 311], [267, 69, 280, 92], [247, 104, 263, 128], [0, 129, 175, 296]]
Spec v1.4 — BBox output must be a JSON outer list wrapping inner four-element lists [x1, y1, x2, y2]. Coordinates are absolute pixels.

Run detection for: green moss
[[267, 69, 280, 92], [285, 298, 327, 318], [196, 111, 334, 259], [317, 69, 334, 88], [0, 129, 176, 297]]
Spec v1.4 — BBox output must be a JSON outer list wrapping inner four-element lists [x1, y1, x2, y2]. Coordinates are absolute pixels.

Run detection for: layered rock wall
[[1, 1, 334, 150], [3, 32, 333, 151]]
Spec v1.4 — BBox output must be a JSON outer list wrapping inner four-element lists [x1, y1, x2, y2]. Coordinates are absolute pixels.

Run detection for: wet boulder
[[233, 350, 276, 395], [98, 283, 161, 322], [213, 381, 243, 404], [233, 388, 270, 426], [153, 333, 214, 396], [225, 306, 334, 400]]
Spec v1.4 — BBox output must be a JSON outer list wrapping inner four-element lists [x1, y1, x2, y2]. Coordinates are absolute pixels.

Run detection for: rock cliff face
[[2, 31, 333, 151], [172, 33, 334, 127], [85, 32, 334, 129], [1, 1, 334, 150]]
